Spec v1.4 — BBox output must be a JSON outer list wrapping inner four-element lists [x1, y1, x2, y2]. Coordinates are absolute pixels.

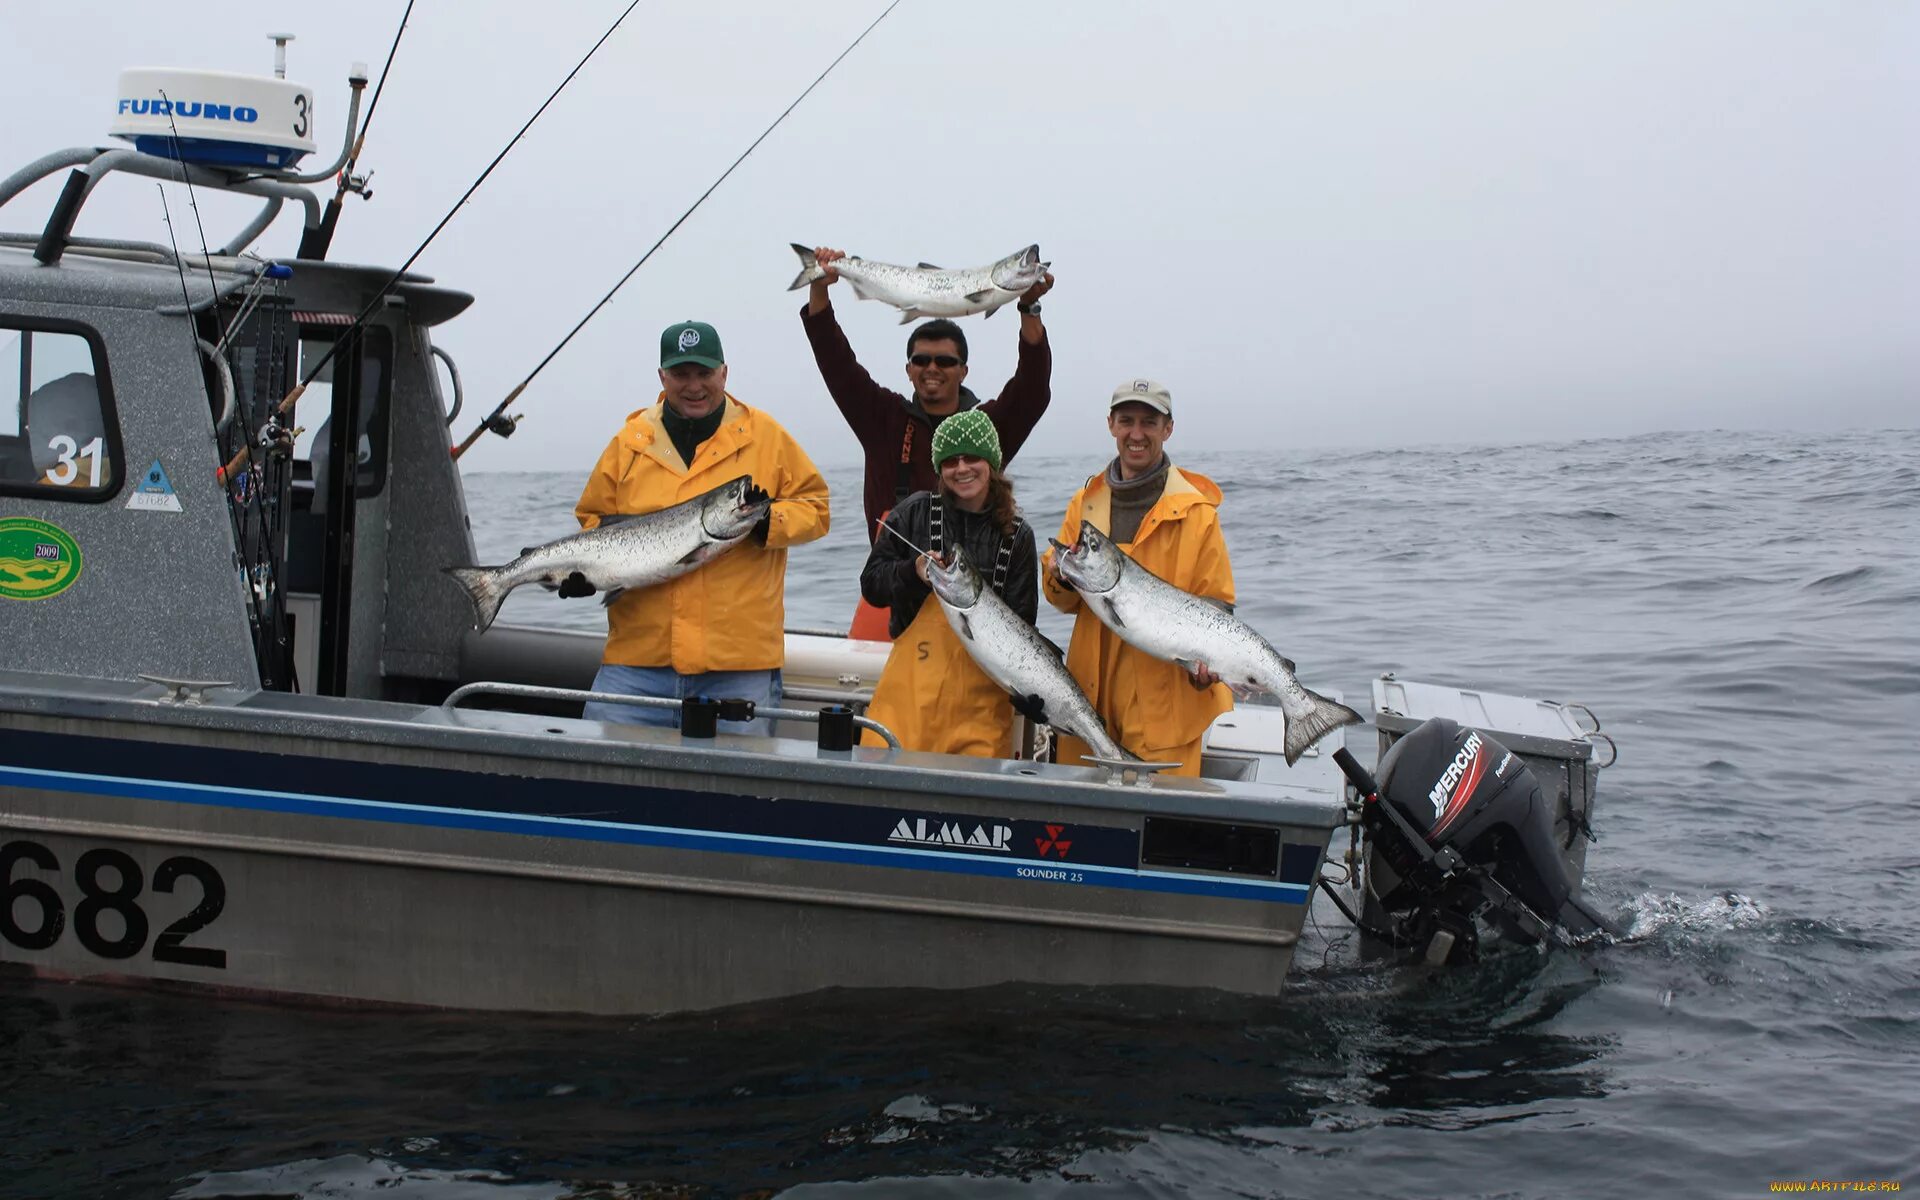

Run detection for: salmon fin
[[980, 303, 1005, 319], [917, 262, 942, 270], [676, 547, 706, 564], [845, 277, 878, 302], [895, 308, 923, 325], [443, 566, 509, 632], [787, 243, 821, 291], [1039, 634, 1065, 660], [1282, 687, 1366, 766], [1096, 596, 1127, 629], [956, 612, 974, 642], [1280, 654, 1297, 673], [963, 289, 993, 303], [600, 588, 626, 608]]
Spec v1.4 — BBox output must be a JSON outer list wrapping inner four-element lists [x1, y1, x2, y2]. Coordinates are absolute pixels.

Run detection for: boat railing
[[440, 680, 902, 750], [0, 147, 326, 266], [1, 65, 365, 266]]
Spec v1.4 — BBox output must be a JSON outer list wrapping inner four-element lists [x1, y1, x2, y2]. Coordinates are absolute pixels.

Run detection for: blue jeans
[[583, 664, 784, 737]]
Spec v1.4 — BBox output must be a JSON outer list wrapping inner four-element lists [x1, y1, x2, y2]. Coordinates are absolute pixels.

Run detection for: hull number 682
[[1, 839, 228, 968]]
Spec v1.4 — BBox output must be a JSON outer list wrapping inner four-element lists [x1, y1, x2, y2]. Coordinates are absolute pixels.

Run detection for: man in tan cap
[[1040, 379, 1235, 775]]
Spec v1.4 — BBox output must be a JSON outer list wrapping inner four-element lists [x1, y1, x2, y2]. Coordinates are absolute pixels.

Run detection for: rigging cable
[[221, 0, 648, 483], [451, 0, 908, 460]]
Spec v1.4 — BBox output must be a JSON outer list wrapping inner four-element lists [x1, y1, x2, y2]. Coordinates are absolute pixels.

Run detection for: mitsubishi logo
[[1034, 824, 1073, 859]]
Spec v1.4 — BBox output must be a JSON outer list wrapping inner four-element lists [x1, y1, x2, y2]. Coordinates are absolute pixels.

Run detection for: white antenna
[[268, 33, 295, 78]]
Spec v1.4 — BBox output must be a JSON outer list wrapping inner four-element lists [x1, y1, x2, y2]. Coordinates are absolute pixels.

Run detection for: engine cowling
[[1364, 717, 1609, 958]]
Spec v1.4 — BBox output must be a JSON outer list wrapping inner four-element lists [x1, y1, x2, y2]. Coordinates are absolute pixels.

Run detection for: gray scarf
[[1105, 454, 1169, 545]]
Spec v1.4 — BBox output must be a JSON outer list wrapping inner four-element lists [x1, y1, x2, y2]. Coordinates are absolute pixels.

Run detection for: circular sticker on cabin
[[0, 516, 84, 601]]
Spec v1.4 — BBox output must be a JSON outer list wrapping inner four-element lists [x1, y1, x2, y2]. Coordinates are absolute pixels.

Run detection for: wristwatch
[[1018, 301, 1042, 316]]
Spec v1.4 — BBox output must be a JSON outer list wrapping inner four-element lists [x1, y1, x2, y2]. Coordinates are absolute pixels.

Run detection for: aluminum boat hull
[[0, 676, 1341, 1014]]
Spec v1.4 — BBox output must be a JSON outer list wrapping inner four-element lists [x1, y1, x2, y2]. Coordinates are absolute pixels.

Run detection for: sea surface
[[5, 428, 1917, 1198]]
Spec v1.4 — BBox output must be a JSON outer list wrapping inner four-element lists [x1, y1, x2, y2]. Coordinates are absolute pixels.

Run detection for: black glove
[[750, 513, 772, 544], [1009, 692, 1049, 724], [556, 571, 596, 599], [744, 482, 771, 506]]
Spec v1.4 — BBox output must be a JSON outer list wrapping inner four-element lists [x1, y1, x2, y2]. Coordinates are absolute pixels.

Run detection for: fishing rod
[[298, 0, 414, 260], [159, 98, 296, 686], [219, 0, 647, 484], [450, 0, 908, 461], [157, 182, 277, 666], [877, 515, 943, 569]]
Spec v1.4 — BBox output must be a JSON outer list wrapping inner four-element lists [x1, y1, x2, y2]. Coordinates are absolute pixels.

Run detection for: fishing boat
[[0, 54, 1612, 1014]]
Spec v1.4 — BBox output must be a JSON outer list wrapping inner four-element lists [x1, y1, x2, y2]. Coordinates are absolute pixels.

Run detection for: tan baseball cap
[[1109, 378, 1172, 416]]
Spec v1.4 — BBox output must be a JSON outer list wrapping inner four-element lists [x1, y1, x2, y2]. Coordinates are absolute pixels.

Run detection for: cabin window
[[0, 319, 122, 501], [292, 326, 391, 501]]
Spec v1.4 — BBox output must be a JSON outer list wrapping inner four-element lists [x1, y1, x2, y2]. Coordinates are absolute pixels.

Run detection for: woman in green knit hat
[[858, 408, 1039, 757]]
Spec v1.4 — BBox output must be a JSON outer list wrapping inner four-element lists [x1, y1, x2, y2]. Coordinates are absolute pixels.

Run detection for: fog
[[3, 0, 1913, 469]]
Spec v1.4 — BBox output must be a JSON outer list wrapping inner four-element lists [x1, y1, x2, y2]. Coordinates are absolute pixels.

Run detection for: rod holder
[[817, 705, 854, 752], [680, 695, 718, 739]]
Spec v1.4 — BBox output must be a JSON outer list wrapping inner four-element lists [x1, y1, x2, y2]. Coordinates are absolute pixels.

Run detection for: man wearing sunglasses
[[800, 246, 1054, 549]]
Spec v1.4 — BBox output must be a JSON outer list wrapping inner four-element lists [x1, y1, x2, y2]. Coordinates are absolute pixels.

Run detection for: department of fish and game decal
[[125, 459, 183, 513], [0, 516, 83, 601]]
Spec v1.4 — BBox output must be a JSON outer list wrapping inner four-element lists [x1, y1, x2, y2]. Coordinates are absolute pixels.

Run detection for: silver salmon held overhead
[[444, 476, 770, 631], [1051, 521, 1363, 765], [788, 244, 1049, 322]]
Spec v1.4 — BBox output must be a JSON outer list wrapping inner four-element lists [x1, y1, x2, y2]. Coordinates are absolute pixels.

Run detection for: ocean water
[[4, 428, 1917, 1198]]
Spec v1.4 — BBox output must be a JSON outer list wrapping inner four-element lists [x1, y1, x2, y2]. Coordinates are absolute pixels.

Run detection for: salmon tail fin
[[1283, 688, 1365, 766], [788, 243, 821, 291], [444, 566, 508, 632]]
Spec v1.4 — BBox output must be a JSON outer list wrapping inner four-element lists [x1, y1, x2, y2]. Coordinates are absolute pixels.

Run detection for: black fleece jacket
[[859, 490, 1038, 640]]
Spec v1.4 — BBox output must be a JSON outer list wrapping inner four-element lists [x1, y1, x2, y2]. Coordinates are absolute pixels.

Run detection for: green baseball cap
[[660, 320, 724, 369]]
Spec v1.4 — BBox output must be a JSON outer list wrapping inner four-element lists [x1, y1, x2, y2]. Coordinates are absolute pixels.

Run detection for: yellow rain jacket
[[856, 491, 1038, 757], [1042, 466, 1235, 775], [575, 395, 830, 673]]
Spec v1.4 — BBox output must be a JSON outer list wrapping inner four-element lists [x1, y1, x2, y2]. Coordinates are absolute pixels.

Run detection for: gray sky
[[3, 1, 1914, 470]]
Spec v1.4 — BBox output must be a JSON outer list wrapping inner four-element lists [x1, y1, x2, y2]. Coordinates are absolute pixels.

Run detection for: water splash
[[1622, 890, 1770, 939]]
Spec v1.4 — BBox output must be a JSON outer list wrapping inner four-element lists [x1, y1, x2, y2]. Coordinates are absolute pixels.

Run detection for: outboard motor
[[1333, 718, 1613, 964]]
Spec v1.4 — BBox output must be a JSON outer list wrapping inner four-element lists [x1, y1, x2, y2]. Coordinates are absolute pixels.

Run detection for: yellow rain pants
[[860, 597, 1014, 757]]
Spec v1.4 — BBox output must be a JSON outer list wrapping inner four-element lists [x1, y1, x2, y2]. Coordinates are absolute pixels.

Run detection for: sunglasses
[[909, 353, 962, 368]]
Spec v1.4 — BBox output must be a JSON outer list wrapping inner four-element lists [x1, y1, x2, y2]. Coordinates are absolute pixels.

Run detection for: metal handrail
[[439, 681, 902, 750], [431, 344, 463, 427], [198, 337, 236, 434]]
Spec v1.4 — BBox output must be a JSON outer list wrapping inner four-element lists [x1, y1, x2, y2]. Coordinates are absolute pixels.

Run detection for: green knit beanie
[[931, 409, 1003, 472]]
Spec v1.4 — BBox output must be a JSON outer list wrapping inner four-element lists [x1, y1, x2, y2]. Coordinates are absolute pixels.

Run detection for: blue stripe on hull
[[0, 766, 1310, 905]]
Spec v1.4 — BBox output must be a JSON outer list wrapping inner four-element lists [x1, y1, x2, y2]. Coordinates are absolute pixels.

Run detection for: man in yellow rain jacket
[[573, 320, 830, 734], [1042, 379, 1233, 775]]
